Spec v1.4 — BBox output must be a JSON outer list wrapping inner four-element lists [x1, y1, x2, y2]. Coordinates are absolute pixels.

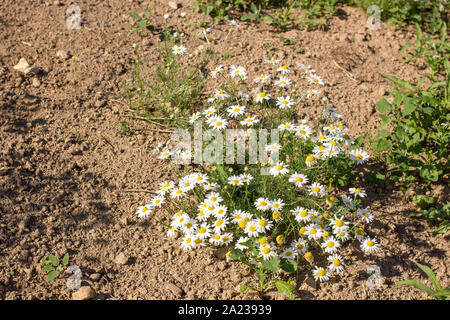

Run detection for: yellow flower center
[[272, 211, 280, 219], [260, 201, 267, 207], [199, 227, 206, 234], [259, 92, 266, 98], [336, 220, 343, 227], [296, 177, 303, 182], [276, 235, 284, 244], [142, 207, 148, 213], [317, 269, 325, 276], [186, 238, 191, 244], [216, 121, 222, 127], [310, 228, 317, 235], [195, 238, 202, 244], [300, 211, 308, 217], [249, 226, 256, 232], [304, 252, 312, 260], [306, 155, 315, 163], [216, 220, 223, 226], [259, 237, 267, 245], [238, 220, 246, 228], [313, 187, 320, 193], [232, 179, 238, 184], [333, 259, 341, 266], [214, 235, 221, 240], [259, 220, 267, 227], [327, 241, 334, 248], [300, 227, 306, 234], [367, 240, 374, 247], [276, 165, 283, 171], [262, 247, 270, 254], [282, 100, 288, 104], [356, 154, 363, 159]]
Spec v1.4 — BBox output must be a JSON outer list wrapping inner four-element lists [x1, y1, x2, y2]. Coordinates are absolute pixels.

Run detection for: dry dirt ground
[[0, 0, 448, 300]]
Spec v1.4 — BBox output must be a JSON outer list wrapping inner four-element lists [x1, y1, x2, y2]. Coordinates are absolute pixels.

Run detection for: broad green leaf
[[412, 195, 437, 210], [402, 99, 416, 116], [261, 257, 279, 273], [372, 138, 392, 152], [256, 272, 267, 282], [385, 75, 415, 92], [433, 221, 450, 237], [261, 15, 273, 24], [416, 263, 442, 292], [42, 265, 54, 272], [377, 98, 391, 113], [240, 13, 255, 21], [378, 129, 391, 139], [62, 253, 69, 266], [369, 172, 385, 185], [46, 271, 60, 281], [379, 114, 390, 124], [48, 255, 59, 267], [279, 259, 297, 273], [420, 167, 440, 182], [275, 280, 295, 300]]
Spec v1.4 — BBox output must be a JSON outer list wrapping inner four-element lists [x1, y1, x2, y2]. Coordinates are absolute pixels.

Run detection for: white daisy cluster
[[138, 54, 378, 284]]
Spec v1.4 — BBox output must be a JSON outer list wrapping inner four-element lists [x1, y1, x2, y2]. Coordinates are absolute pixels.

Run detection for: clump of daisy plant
[[135, 52, 379, 299]]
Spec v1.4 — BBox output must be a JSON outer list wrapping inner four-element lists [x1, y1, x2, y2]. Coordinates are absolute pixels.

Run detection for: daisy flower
[[305, 89, 320, 98], [210, 65, 224, 78], [335, 228, 351, 242], [158, 150, 172, 160], [207, 97, 215, 104], [182, 219, 199, 235], [209, 234, 223, 246], [203, 183, 218, 191], [329, 216, 349, 232], [181, 235, 195, 250], [232, 210, 251, 224], [269, 161, 289, 177], [349, 149, 370, 165], [272, 210, 281, 221], [221, 233, 233, 245], [341, 195, 354, 210], [300, 64, 315, 74], [309, 182, 326, 197], [189, 112, 201, 124], [289, 173, 309, 188], [271, 199, 284, 212], [203, 107, 216, 117], [171, 213, 190, 229], [305, 154, 317, 167], [245, 220, 260, 237], [136, 204, 152, 218], [172, 45, 187, 55], [312, 266, 329, 282], [239, 173, 253, 184], [295, 124, 312, 140], [227, 105, 245, 118], [213, 217, 229, 233], [192, 173, 208, 185], [240, 116, 259, 127], [275, 76, 292, 87], [292, 239, 308, 254], [170, 187, 186, 199], [292, 207, 311, 223], [210, 117, 228, 131], [260, 244, 277, 260], [355, 227, 366, 242], [256, 218, 273, 233], [228, 175, 243, 186], [255, 90, 271, 103], [308, 74, 324, 85], [254, 197, 271, 211], [357, 208, 374, 223], [321, 236, 340, 254], [192, 235, 206, 248], [167, 226, 176, 238], [197, 223, 213, 239], [228, 19, 240, 27], [306, 224, 323, 240], [253, 74, 271, 84], [277, 65, 291, 74], [328, 254, 345, 273], [276, 96, 294, 109], [214, 89, 229, 100], [278, 122, 296, 132], [235, 236, 250, 250], [281, 248, 297, 259], [213, 205, 228, 219], [361, 237, 380, 254], [266, 58, 281, 65], [159, 181, 175, 194], [238, 91, 250, 101], [205, 192, 223, 206], [150, 195, 165, 208], [349, 187, 367, 198], [229, 65, 247, 79]]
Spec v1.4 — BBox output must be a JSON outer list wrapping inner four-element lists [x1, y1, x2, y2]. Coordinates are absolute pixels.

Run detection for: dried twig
[[332, 59, 358, 83]]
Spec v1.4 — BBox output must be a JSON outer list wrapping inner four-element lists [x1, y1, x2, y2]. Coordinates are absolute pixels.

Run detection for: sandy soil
[[0, 0, 448, 300]]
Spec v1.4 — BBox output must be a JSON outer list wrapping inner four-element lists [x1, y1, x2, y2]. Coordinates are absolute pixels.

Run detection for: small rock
[[120, 216, 130, 226], [13, 58, 31, 73], [72, 286, 97, 300], [166, 282, 183, 297], [32, 78, 41, 88], [168, 1, 179, 9], [89, 273, 101, 281], [56, 50, 69, 60], [24, 66, 42, 75], [114, 252, 129, 266]]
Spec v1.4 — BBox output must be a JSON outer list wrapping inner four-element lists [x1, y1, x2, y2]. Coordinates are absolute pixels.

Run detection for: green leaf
[[229, 249, 245, 260], [402, 99, 416, 116], [240, 13, 255, 21], [46, 271, 60, 281], [261, 15, 273, 24], [433, 221, 450, 237], [370, 172, 385, 185], [420, 167, 440, 182], [274, 280, 295, 300], [395, 279, 436, 297], [416, 263, 442, 292], [129, 12, 140, 20], [412, 195, 437, 210], [146, 25, 155, 32], [372, 138, 392, 152], [62, 253, 69, 266], [385, 75, 415, 92], [279, 259, 297, 273], [261, 257, 279, 273], [378, 114, 390, 124], [48, 255, 59, 267], [377, 129, 391, 139], [239, 284, 256, 293], [377, 98, 391, 113], [256, 272, 267, 283], [42, 265, 54, 273]]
